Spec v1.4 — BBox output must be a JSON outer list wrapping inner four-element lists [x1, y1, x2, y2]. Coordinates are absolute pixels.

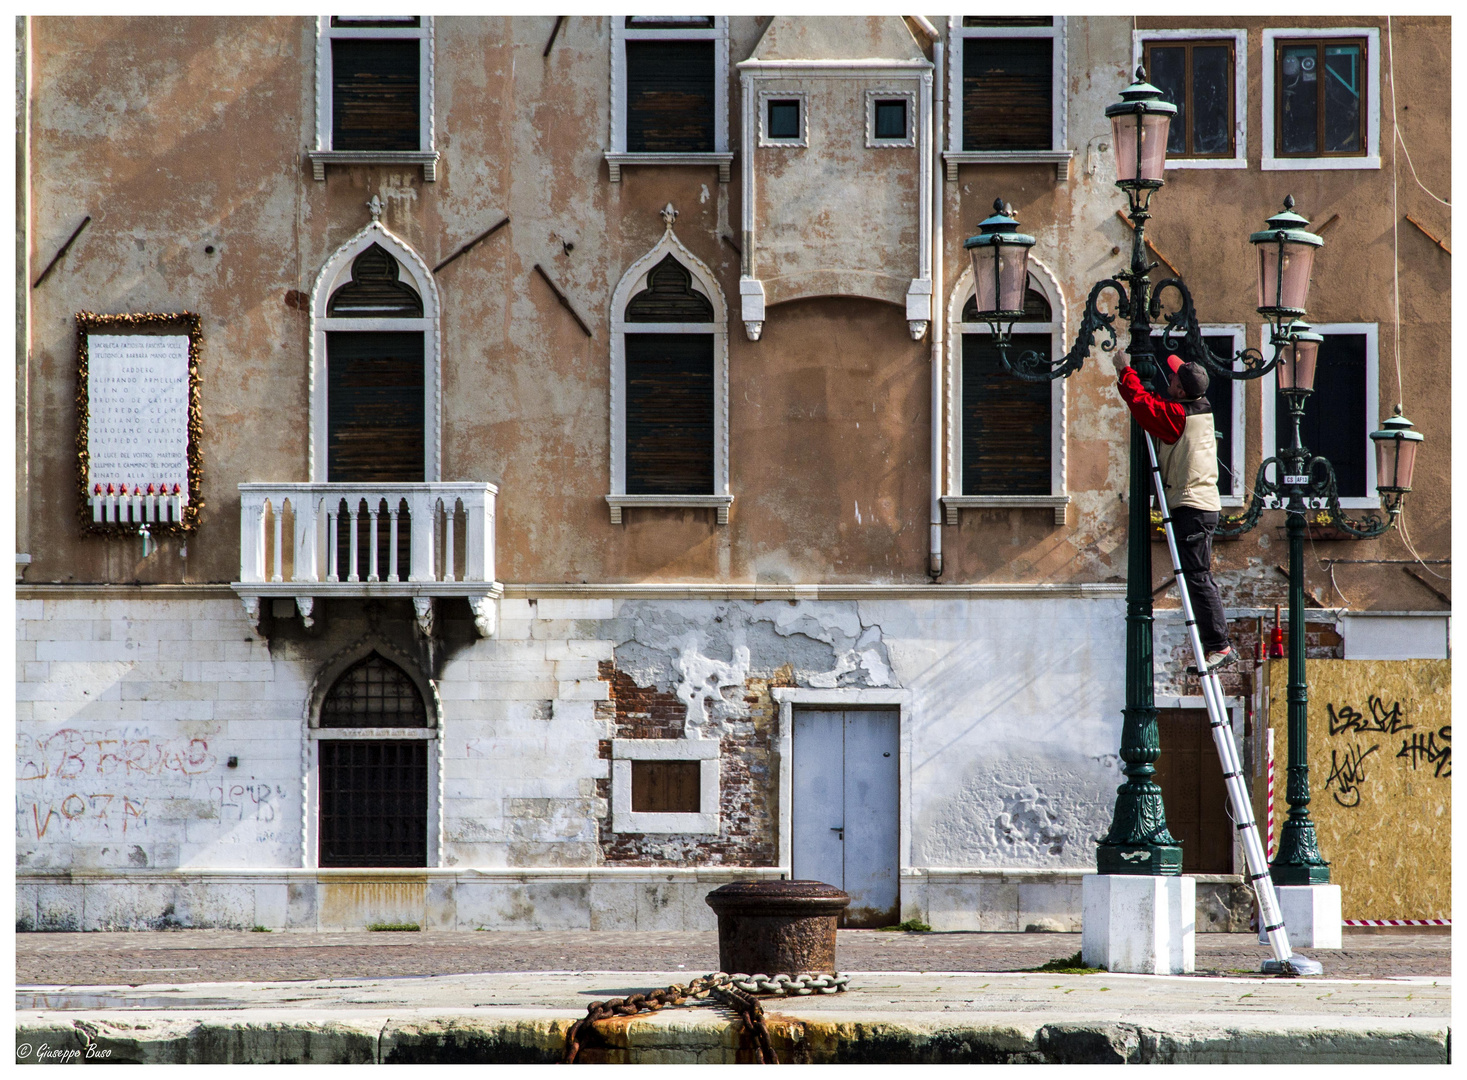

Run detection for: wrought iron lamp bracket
[[1149, 277, 1283, 381], [993, 278, 1127, 383], [1219, 455, 1396, 539]]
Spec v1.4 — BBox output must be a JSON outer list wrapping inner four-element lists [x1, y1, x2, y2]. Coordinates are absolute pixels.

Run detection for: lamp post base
[[1081, 873, 1195, 974], [1270, 862, 1332, 886], [1096, 843, 1183, 876], [1259, 884, 1343, 950]]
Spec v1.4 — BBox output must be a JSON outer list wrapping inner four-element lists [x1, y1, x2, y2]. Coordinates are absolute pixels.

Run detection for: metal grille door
[[318, 739, 428, 867]]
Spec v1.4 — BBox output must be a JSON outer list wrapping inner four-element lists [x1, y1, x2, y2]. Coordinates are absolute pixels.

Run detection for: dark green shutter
[[626, 333, 714, 494], [962, 332, 1051, 495], [332, 38, 420, 151], [626, 41, 715, 152]]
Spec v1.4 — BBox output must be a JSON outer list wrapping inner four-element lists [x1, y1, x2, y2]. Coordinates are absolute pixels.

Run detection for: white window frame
[[944, 16, 1072, 181], [611, 738, 720, 834], [1131, 29, 1248, 170], [608, 16, 733, 182], [1197, 324, 1248, 507], [1261, 26, 1381, 171], [757, 88, 808, 148], [866, 88, 918, 148], [607, 215, 731, 524], [942, 258, 1070, 525], [1259, 322, 1379, 509], [311, 16, 437, 181], [308, 220, 441, 483], [302, 643, 442, 870]]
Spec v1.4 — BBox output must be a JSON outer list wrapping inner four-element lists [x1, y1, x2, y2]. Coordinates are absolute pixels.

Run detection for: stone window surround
[[301, 641, 444, 870], [611, 738, 721, 834], [1131, 28, 1249, 170], [770, 688, 914, 881], [942, 257, 1070, 526], [308, 219, 442, 483], [1260, 26, 1381, 171], [757, 88, 809, 148], [309, 16, 439, 181], [1257, 321, 1381, 509], [865, 87, 918, 148], [607, 213, 732, 525], [943, 16, 1073, 182], [607, 16, 734, 182]]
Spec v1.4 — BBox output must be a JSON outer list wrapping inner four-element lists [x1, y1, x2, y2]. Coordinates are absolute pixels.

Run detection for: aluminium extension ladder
[[1144, 433, 1322, 977]]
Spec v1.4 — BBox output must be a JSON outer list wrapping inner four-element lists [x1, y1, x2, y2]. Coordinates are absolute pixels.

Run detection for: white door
[[791, 708, 899, 927]]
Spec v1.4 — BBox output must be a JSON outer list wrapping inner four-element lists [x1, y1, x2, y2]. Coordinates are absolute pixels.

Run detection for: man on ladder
[[1115, 350, 1236, 672]]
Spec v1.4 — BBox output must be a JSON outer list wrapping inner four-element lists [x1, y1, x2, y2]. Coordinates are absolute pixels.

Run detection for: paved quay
[[16, 930, 1451, 1064]]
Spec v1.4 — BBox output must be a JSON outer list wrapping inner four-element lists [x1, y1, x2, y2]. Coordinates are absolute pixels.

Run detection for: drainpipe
[[927, 32, 944, 579]]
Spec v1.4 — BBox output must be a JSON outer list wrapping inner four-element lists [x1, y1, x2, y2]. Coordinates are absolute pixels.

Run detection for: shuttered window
[[626, 334, 714, 495], [1278, 333, 1368, 497], [962, 38, 1053, 151], [319, 739, 428, 867], [327, 332, 425, 484], [1201, 334, 1237, 498], [1154, 709, 1233, 873], [631, 760, 701, 813], [962, 332, 1052, 496], [626, 40, 716, 152], [332, 38, 421, 152]]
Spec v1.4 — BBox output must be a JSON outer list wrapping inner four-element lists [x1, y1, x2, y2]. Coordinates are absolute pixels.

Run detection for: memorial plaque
[[75, 312, 203, 535]]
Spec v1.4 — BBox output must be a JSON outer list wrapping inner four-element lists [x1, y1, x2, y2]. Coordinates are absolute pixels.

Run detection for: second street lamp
[[966, 68, 1324, 883]]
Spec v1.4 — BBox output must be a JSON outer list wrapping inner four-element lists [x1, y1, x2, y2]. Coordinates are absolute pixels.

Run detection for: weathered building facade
[[17, 16, 1449, 932]]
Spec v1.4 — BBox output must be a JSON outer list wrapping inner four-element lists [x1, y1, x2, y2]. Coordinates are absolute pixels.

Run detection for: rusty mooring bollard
[[705, 879, 850, 975]]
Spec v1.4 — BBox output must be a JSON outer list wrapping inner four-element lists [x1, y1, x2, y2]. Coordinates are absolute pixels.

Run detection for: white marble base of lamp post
[[1258, 884, 1343, 949], [1082, 873, 1196, 974]]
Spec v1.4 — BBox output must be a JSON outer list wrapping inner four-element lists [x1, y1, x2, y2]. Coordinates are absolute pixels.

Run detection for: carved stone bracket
[[469, 596, 497, 638], [412, 596, 435, 638], [239, 596, 262, 636], [295, 596, 316, 629]]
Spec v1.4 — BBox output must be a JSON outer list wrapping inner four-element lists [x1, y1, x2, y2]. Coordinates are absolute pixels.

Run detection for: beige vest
[[1157, 411, 1221, 511]]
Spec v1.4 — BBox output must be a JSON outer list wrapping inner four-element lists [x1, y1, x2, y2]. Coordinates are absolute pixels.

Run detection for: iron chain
[[562, 970, 848, 1064]]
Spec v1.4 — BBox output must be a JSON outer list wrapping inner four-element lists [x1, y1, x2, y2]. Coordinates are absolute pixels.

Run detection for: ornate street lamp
[[1219, 341, 1423, 884], [966, 68, 1328, 879]]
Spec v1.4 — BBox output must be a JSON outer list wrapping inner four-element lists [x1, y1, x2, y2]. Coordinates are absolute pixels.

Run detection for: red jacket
[[1117, 366, 1186, 443]]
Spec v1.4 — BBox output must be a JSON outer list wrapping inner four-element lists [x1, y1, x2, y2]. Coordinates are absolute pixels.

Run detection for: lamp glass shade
[[1276, 335, 1320, 392], [1111, 112, 1172, 183], [969, 241, 1030, 317], [1256, 238, 1318, 314], [1371, 412, 1424, 491]]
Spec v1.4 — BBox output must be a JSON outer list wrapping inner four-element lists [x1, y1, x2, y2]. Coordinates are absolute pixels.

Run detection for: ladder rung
[[1222, 771, 1241, 780], [1263, 922, 1284, 933], [1235, 822, 1255, 832], [1249, 873, 1270, 882]]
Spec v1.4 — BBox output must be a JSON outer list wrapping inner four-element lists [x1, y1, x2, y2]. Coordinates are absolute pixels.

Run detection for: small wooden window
[[1144, 40, 1235, 158], [327, 332, 425, 484], [1201, 334, 1237, 498], [1279, 333, 1368, 497], [332, 38, 421, 152], [328, 244, 423, 318], [963, 285, 1051, 323], [631, 759, 701, 813], [1275, 38, 1367, 157], [626, 255, 716, 322], [962, 38, 1052, 151], [962, 17, 1053, 28], [962, 332, 1051, 496], [625, 334, 714, 495], [626, 40, 716, 152]]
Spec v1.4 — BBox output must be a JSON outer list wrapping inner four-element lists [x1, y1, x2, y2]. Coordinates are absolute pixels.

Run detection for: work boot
[[1204, 646, 1237, 671]]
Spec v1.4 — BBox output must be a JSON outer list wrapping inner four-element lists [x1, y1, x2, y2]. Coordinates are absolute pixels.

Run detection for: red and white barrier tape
[[1344, 919, 1450, 927]]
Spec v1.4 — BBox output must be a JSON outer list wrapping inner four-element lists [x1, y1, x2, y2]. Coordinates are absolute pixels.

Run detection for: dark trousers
[[1171, 505, 1229, 652]]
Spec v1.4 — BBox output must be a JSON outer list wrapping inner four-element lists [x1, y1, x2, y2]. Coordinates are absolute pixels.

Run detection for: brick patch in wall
[[595, 660, 783, 867]]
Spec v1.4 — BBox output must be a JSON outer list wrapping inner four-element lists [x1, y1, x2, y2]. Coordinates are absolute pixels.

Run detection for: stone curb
[[16, 1010, 1449, 1064]]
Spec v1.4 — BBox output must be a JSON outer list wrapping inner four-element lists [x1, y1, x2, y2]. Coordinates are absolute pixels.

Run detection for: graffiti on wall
[[1321, 694, 1451, 806]]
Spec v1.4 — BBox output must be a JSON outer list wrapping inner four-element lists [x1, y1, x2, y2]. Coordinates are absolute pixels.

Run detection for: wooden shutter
[[963, 286, 1051, 323], [1154, 709, 1232, 873], [1288, 333, 1368, 497], [332, 38, 420, 152], [626, 40, 715, 153], [626, 333, 714, 495], [626, 255, 715, 322], [1202, 335, 1235, 496], [962, 332, 1051, 495], [327, 332, 425, 483], [631, 760, 701, 813], [318, 739, 428, 867], [963, 38, 1052, 151]]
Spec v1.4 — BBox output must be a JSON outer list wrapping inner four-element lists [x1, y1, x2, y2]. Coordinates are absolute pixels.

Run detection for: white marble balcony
[[232, 482, 501, 636]]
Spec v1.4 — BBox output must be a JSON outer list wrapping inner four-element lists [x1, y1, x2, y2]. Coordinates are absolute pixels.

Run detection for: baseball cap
[[1165, 353, 1209, 398]]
